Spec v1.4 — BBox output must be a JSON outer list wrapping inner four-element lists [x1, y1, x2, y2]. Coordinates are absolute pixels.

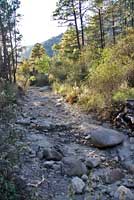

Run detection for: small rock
[[113, 156, 119, 162], [36, 121, 53, 131], [43, 148, 63, 161], [61, 157, 87, 177], [130, 137, 134, 144], [91, 174, 100, 182], [114, 185, 134, 200], [130, 145, 134, 151], [39, 86, 50, 92], [85, 157, 101, 168], [71, 177, 85, 194], [43, 161, 55, 168], [101, 156, 106, 162], [36, 150, 44, 160], [85, 135, 91, 140], [81, 174, 88, 182], [56, 103, 62, 107], [16, 119, 31, 126], [124, 161, 134, 174]]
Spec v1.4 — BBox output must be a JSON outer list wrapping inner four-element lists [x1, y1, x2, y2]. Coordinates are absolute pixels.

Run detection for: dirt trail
[[13, 87, 134, 200]]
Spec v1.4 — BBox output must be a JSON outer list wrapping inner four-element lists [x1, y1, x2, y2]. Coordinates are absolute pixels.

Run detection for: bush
[[0, 174, 18, 200], [113, 87, 134, 102], [86, 29, 134, 107], [51, 29, 134, 114], [0, 82, 18, 108], [33, 74, 50, 86], [78, 87, 105, 111]]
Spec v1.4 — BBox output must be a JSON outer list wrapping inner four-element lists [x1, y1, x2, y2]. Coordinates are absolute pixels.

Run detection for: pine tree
[[0, 0, 21, 82]]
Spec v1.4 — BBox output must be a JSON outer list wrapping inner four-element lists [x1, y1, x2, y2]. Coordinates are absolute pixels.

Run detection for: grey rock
[[71, 177, 85, 194], [130, 145, 134, 151], [130, 137, 134, 144], [114, 186, 134, 200], [16, 118, 31, 126], [43, 148, 63, 161], [36, 150, 44, 160], [124, 161, 134, 174], [104, 168, 124, 184], [39, 86, 50, 92], [43, 161, 55, 168], [113, 156, 119, 162], [85, 135, 91, 140], [85, 157, 101, 168], [90, 126, 124, 148], [36, 120, 53, 131], [61, 157, 87, 177], [118, 145, 132, 162], [101, 156, 106, 162], [56, 103, 62, 107], [81, 174, 88, 182]]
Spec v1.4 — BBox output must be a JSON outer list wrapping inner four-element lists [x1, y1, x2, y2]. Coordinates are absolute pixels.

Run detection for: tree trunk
[[71, 0, 81, 50], [98, 8, 104, 49], [112, 9, 116, 44], [131, 0, 134, 27], [79, 0, 85, 47], [0, 14, 9, 80]]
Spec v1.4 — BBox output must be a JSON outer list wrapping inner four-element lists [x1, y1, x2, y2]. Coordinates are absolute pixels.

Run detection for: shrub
[[34, 74, 50, 86], [79, 88, 105, 111], [0, 83, 18, 108], [113, 87, 134, 102], [0, 174, 18, 200], [87, 30, 134, 107]]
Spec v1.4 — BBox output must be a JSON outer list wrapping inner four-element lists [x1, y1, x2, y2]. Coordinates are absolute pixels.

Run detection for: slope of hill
[[43, 34, 63, 56], [22, 33, 63, 59]]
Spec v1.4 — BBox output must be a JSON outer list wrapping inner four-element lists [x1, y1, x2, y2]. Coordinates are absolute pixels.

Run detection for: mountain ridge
[[22, 33, 63, 59]]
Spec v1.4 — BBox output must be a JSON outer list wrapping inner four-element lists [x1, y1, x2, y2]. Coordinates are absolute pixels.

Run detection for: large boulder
[[90, 126, 124, 148], [61, 157, 87, 177]]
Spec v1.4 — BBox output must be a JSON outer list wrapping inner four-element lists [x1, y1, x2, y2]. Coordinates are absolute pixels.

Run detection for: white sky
[[19, 0, 66, 46]]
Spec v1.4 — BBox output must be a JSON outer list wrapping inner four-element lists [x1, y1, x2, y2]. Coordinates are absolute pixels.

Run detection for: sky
[[19, 0, 66, 46]]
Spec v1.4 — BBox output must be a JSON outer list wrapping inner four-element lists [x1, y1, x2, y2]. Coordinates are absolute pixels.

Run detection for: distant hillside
[[43, 34, 63, 56], [22, 33, 63, 59]]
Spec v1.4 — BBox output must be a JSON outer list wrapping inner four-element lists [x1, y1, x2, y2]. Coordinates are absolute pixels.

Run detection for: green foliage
[[53, 28, 80, 60], [34, 74, 49, 86], [53, 82, 79, 97], [52, 28, 134, 112], [113, 87, 134, 102], [18, 44, 50, 87], [0, 174, 18, 200], [78, 89, 105, 111], [30, 43, 46, 60], [83, 29, 134, 109], [33, 55, 50, 74], [17, 59, 31, 88], [51, 56, 87, 85], [0, 82, 18, 108], [89, 48, 126, 100]]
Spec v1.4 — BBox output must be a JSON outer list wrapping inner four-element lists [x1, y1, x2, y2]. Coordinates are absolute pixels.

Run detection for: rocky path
[[13, 87, 134, 200]]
